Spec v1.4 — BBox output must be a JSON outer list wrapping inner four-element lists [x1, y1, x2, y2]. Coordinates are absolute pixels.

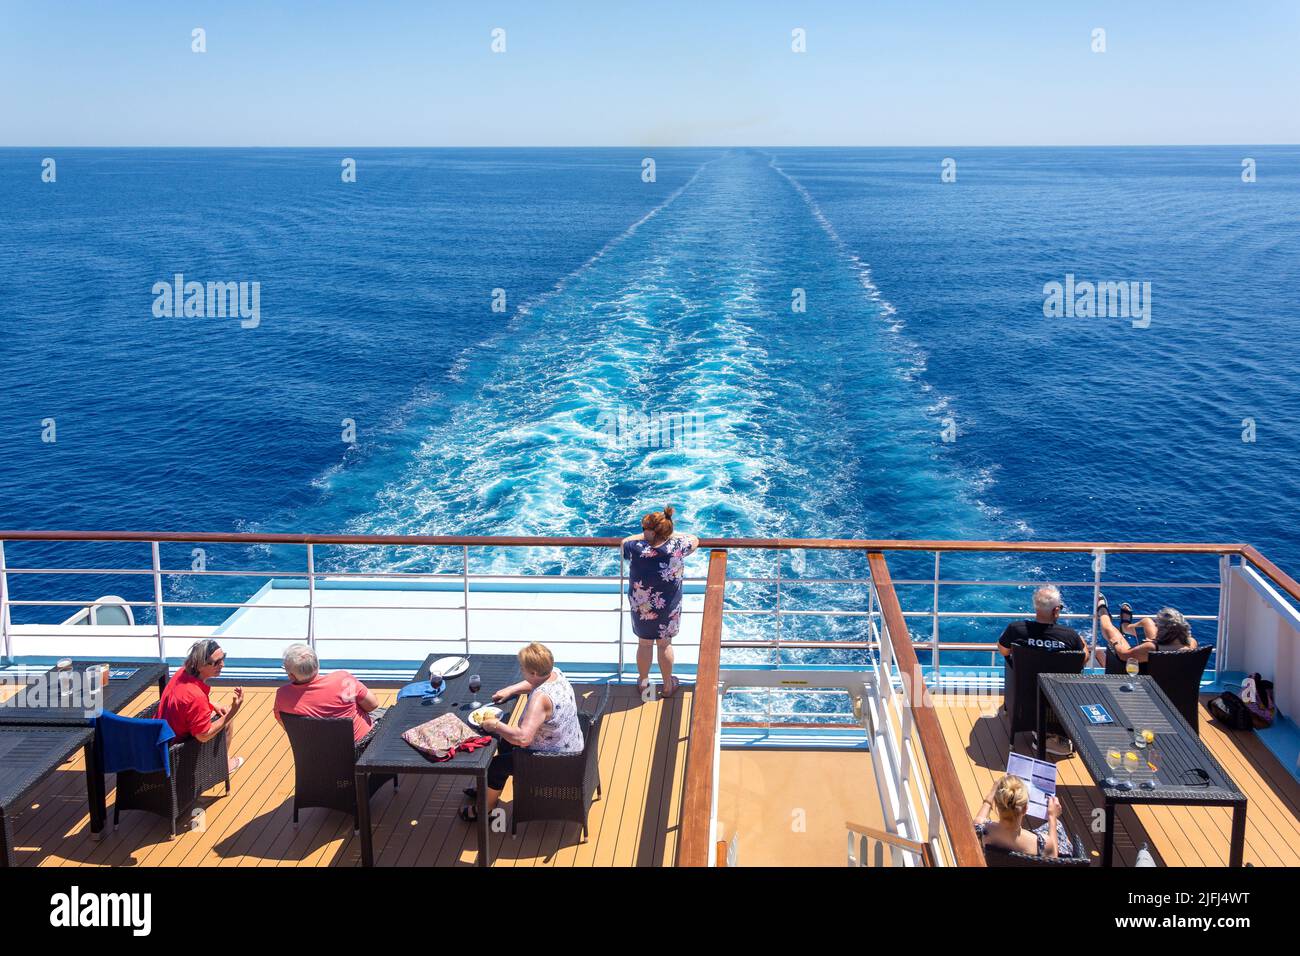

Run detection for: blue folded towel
[[398, 680, 442, 700], [94, 710, 176, 775]]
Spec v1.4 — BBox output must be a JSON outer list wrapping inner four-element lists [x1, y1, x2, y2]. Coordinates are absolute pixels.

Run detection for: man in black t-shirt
[[999, 585, 1087, 755], [998, 585, 1084, 655]]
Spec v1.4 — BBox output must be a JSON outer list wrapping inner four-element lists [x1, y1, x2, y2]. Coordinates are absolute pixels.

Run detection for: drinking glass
[[1104, 749, 1123, 787], [429, 671, 444, 695], [1122, 658, 1139, 691], [1123, 751, 1141, 776], [468, 674, 482, 710], [56, 658, 73, 701]]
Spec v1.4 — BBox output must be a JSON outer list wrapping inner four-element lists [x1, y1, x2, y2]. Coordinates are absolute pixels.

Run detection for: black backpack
[[1208, 691, 1254, 731]]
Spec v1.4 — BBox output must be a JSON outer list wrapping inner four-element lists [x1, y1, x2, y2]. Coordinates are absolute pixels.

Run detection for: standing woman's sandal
[[660, 676, 680, 699]]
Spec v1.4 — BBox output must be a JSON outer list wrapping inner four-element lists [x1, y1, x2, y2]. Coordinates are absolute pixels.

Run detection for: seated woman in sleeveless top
[[460, 642, 584, 823], [1092, 595, 1197, 668], [973, 773, 1074, 859]]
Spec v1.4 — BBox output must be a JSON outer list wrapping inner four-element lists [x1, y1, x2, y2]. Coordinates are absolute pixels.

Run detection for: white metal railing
[[856, 576, 953, 867], [0, 538, 1238, 682]]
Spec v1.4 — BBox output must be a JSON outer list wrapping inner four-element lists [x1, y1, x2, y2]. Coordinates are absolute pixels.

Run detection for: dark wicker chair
[[113, 702, 230, 838], [280, 713, 396, 831], [982, 830, 1092, 867], [1104, 645, 1212, 731], [510, 691, 606, 839], [1004, 646, 1087, 744]]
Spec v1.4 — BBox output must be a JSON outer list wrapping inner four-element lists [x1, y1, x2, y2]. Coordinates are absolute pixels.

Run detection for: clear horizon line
[[3, 142, 1299, 150]]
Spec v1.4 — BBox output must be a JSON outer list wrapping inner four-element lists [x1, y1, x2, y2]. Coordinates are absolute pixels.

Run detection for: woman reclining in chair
[[1093, 595, 1197, 668], [973, 774, 1073, 859]]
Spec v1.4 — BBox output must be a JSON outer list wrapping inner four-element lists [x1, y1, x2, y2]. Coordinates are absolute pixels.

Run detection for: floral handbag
[[402, 712, 492, 761]]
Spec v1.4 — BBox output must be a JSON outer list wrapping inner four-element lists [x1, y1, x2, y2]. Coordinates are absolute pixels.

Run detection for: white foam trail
[[761, 151, 1007, 520]]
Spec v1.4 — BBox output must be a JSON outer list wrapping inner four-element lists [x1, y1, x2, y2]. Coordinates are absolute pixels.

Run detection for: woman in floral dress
[[622, 505, 699, 700]]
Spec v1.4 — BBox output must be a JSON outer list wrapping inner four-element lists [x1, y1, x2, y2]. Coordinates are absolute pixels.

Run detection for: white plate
[[429, 656, 470, 678], [467, 705, 502, 728]]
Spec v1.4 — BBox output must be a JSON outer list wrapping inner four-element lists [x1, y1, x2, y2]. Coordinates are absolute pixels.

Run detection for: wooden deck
[[717, 749, 879, 866], [5, 682, 692, 867], [934, 690, 1300, 866]]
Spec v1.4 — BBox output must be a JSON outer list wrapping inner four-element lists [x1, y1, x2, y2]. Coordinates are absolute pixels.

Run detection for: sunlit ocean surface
[[3, 147, 1298, 711]]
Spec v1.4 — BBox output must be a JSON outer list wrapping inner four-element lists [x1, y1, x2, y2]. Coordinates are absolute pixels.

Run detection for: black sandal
[[1096, 593, 1110, 616], [459, 805, 478, 823], [1120, 602, 1133, 630]]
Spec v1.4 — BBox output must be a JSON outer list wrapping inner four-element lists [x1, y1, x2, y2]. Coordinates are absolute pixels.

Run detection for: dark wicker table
[[0, 725, 95, 867], [1037, 673, 1247, 867], [0, 660, 168, 724], [354, 653, 521, 867], [0, 660, 169, 834]]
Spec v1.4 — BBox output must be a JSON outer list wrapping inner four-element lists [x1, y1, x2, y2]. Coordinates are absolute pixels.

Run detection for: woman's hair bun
[[641, 505, 676, 541]]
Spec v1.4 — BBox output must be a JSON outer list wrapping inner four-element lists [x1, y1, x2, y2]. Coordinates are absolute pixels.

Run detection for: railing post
[[618, 550, 626, 683], [931, 551, 941, 677], [462, 545, 471, 655], [306, 543, 317, 651], [0, 541, 11, 662], [151, 541, 166, 662], [927, 776, 941, 847], [1091, 548, 1105, 660], [775, 550, 783, 668], [1216, 553, 1232, 679]]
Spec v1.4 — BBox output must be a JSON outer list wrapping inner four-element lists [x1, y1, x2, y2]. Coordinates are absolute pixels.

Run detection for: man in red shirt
[[158, 639, 246, 774], [273, 643, 383, 743]]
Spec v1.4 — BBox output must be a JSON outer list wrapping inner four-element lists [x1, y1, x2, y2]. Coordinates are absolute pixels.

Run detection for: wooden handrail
[[678, 548, 727, 867], [12, 530, 1298, 598], [0, 529, 1248, 552], [1240, 545, 1300, 607], [9, 529, 1298, 602], [867, 552, 985, 868], [846, 821, 935, 865]]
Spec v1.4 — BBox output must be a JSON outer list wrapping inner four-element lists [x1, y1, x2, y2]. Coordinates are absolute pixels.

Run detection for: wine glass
[[1123, 750, 1141, 777], [468, 674, 482, 710], [1121, 658, 1139, 692], [429, 670, 444, 696], [1104, 749, 1123, 787]]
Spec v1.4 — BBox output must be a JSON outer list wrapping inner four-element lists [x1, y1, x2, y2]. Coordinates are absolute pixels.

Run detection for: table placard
[[1080, 702, 1114, 724]]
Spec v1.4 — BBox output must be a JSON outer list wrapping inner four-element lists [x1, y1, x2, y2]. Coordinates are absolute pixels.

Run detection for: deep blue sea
[[2, 147, 1298, 674]]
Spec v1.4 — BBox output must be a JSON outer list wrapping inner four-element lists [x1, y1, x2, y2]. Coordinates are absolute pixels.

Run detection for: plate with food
[[467, 705, 502, 728], [429, 656, 470, 678]]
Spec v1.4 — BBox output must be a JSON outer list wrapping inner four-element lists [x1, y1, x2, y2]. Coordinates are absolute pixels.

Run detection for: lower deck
[[5, 682, 691, 867], [933, 690, 1300, 866], [716, 748, 880, 866]]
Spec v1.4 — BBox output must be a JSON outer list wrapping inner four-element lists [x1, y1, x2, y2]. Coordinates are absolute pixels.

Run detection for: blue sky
[[2, 1, 1297, 146]]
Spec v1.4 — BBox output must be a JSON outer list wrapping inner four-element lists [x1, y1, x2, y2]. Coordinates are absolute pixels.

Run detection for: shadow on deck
[[7, 684, 692, 868], [935, 691, 1300, 866]]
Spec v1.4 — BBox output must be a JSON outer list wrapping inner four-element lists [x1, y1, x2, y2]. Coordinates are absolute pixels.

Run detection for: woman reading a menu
[[972, 773, 1074, 858]]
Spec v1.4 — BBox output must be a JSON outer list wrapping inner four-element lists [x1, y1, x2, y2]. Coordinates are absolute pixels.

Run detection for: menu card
[[1006, 752, 1058, 819]]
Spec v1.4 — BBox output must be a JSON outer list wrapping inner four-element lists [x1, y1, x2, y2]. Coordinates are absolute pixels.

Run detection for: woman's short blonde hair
[[992, 774, 1029, 822], [518, 642, 555, 677]]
